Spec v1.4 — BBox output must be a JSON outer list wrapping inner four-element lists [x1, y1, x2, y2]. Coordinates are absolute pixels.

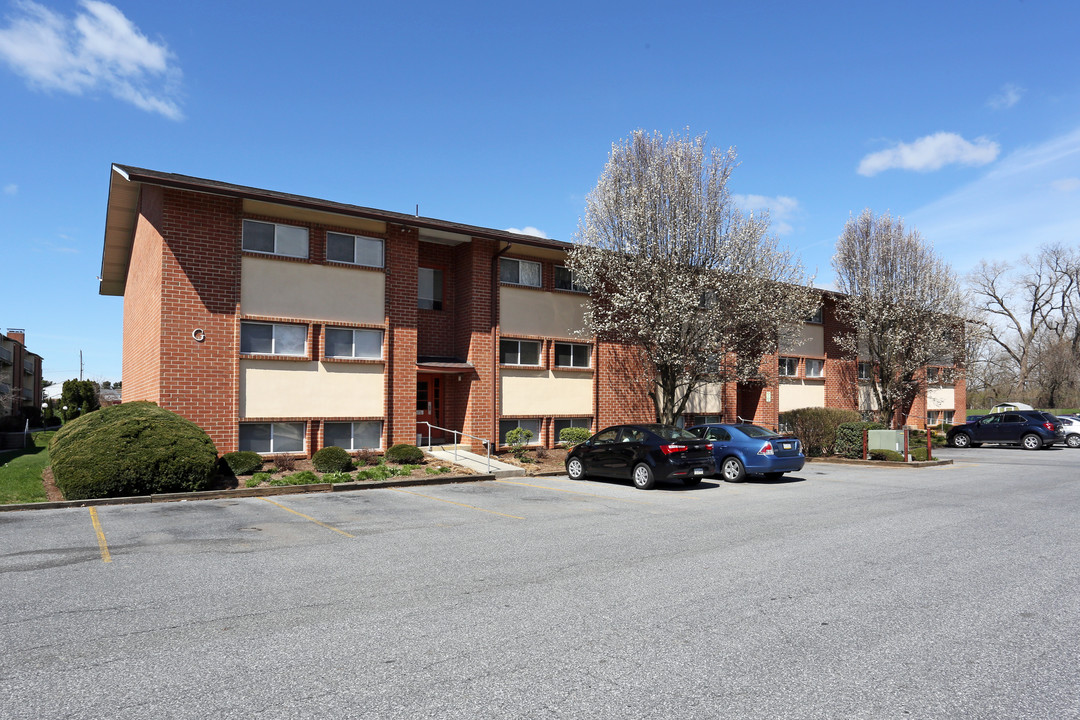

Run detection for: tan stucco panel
[[684, 382, 725, 414], [241, 256, 384, 324], [500, 369, 593, 416], [859, 384, 881, 411], [240, 360, 384, 418], [927, 387, 955, 410], [500, 286, 590, 338], [780, 323, 824, 356], [779, 380, 826, 412]]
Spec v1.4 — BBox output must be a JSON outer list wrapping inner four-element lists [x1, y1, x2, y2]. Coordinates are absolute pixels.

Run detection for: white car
[[1057, 415, 1080, 448]]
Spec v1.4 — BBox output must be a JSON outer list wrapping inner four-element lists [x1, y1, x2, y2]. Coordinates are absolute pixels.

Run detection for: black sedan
[[564, 424, 715, 489]]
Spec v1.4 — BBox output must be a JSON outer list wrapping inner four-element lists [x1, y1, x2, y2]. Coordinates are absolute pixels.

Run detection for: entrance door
[[416, 374, 443, 443], [736, 384, 761, 423]]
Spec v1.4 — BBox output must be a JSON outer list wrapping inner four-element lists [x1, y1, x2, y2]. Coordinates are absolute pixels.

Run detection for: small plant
[[244, 476, 262, 488], [223, 451, 263, 476], [312, 446, 353, 473], [355, 450, 380, 467], [506, 427, 534, 460], [386, 443, 424, 464], [273, 455, 297, 472], [322, 471, 353, 483], [425, 465, 452, 475], [269, 470, 321, 486], [356, 465, 394, 481], [559, 426, 592, 448], [535, 445, 549, 460]]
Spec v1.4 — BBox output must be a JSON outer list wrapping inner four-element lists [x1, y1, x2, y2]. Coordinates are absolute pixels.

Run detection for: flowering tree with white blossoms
[[567, 129, 817, 425], [832, 209, 966, 427]]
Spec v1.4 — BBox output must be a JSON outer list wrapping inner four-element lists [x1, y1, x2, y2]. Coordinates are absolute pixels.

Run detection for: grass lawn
[[0, 431, 54, 504]]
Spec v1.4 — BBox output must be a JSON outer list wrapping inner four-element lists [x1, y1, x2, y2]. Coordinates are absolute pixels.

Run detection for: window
[[239, 422, 305, 454], [324, 328, 382, 359], [500, 339, 541, 366], [694, 415, 723, 425], [240, 322, 307, 356], [500, 258, 541, 287], [554, 342, 591, 368], [805, 306, 823, 324], [805, 359, 824, 378], [554, 266, 586, 292], [858, 362, 873, 381], [324, 421, 382, 450], [242, 219, 308, 258], [553, 417, 590, 438], [418, 268, 443, 310], [326, 232, 383, 267], [779, 357, 798, 377], [499, 418, 541, 445]]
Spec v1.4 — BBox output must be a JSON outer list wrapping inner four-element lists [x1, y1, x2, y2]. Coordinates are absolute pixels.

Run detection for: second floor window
[[326, 232, 383, 267], [418, 268, 443, 310], [500, 258, 541, 287], [779, 357, 798, 377], [242, 219, 309, 258], [805, 359, 824, 378], [500, 339, 541, 366], [324, 328, 382, 359], [554, 266, 586, 292], [858, 362, 873, 381], [554, 342, 591, 368], [240, 321, 307, 356]]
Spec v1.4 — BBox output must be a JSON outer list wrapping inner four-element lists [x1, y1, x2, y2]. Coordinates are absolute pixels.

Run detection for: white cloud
[[2, 183, 16, 195], [505, 226, 549, 238], [857, 132, 1000, 176], [1051, 177, 1080, 193], [0, 1, 182, 119], [732, 194, 799, 235], [988, 83, 1024, 110]]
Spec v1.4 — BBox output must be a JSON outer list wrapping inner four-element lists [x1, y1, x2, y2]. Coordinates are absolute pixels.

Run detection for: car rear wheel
[[720, 457, 746, 483], [949, 433, 972, 448], [632, 463, 656, 490], [1067, 434, 1080, 448], [567, 457, 586, 480], [1021, 433, 1043, 450]]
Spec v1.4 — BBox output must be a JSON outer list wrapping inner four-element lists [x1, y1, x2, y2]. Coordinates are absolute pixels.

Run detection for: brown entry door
[[416, 374, 443, 442], [736, 384, 760, 423]]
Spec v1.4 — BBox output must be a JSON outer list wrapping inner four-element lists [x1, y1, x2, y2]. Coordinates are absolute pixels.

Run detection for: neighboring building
[[0, 329, 43, 424], [99, 165, 964, 457]]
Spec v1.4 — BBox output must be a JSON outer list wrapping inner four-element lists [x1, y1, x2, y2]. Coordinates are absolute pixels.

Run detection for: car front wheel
[[1021, 433, 1043, 450], [632, 463, 656, 490], [949, 433, 972, 448], [567, 457, 586, 480], [720, 457, 746, 483]]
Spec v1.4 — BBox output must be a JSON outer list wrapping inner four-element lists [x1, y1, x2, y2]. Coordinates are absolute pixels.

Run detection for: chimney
[[6, 328, 25, 345]]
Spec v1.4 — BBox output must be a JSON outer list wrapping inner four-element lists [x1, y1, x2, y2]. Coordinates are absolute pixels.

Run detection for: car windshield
[[734, 424, 779, 439], [648, 425, 699, 441]]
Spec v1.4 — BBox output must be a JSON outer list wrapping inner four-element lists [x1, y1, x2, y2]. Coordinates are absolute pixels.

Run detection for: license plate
[[693, 468, 704, 475], [783, 442, 793, 450]]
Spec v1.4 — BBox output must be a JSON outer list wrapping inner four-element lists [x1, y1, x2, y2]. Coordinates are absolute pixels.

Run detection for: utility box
[[867, 429, 906, 454]]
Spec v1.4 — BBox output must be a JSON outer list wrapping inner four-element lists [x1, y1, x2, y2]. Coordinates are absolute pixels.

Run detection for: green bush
[[869, 449, 905, 462], [223, 450, 263, 475], [386, 443, 424, 464], [559, 426, 592, 448], [780, 407, 863, 457], [269, 470, 321, 486], [835, 421, 887, 459], [50, 401, 219, 500], [910, 446, 929, 462], [312, 445, 353, 473], [506, 427, 534, 460]]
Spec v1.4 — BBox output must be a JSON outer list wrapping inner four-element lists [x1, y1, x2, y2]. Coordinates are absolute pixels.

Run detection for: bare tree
[[832, 209, 965, 427], [568, 129, 817, 425]]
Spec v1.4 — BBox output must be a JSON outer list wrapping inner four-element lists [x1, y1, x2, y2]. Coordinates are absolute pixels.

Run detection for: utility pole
[[80, 350, 83, 381]]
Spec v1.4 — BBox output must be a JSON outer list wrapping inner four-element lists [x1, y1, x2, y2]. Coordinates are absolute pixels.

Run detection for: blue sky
[[2, 0, 1079, 387]]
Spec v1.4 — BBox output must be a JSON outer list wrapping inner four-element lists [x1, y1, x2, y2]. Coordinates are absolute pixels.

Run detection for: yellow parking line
[[496, 479, 658, 504], [88, 507, 112, 563], [260, 497, 355, 537], [390, 488, 524, 519]]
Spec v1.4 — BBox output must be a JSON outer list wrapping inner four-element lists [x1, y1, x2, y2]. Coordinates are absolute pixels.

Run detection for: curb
[[806, 457, 953, 468], [0, 473, 498, 513]]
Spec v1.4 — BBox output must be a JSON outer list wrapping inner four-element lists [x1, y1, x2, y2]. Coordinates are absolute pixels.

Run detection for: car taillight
[[1044, 422, 1055, 431], [757, 442, 774, 456], [660, 444, 688, 455]]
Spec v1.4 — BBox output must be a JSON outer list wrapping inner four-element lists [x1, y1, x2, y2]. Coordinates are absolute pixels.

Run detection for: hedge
[[386, 443, 424, 464], [835, 421, 887, 459], [50, 401, 219, 500], [779, 407, 862, 456], [223, 450, 263, 476]]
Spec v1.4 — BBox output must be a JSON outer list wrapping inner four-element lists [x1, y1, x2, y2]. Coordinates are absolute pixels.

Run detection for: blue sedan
[[687, 423, 805, 482]]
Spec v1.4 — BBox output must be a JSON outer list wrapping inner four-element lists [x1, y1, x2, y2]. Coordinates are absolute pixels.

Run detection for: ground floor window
[[692, 415, 723, 426], [323, 421, 382, 450], [553, 417, 591, 440], [500, 418, 541, 445], [926, 410, 955, 426], [239, 422, 305, 454]]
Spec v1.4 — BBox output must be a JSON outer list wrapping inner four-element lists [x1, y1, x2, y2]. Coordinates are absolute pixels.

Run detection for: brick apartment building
[[0, 329, 43, 426], [99, 165, 964, 457]]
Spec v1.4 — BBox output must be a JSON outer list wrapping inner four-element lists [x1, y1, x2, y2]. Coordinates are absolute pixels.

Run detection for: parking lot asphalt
[[2, 447, 1078, 719]]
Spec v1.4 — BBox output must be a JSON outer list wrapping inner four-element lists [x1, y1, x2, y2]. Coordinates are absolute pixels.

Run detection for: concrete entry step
[[424, 447, 521, 478]]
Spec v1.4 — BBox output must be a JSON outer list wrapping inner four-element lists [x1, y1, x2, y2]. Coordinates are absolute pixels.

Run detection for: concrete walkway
[[424, 446, 521, 478]]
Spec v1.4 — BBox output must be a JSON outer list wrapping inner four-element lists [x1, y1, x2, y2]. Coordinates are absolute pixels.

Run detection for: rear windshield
[[1038, 412, 1058, 422], [733, 424, 779, 439], [648, 425, 700, 441]]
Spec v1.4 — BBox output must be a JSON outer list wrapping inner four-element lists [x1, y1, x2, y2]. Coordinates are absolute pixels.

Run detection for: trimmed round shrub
[[909, 446, 929, 462], [312, 445, 353, 472], [386, 443, 424, 464], [223, 450, 263, 475], [559, 426, 592, 448], [50, 401, 219, 500], [869, 449, 905, 462]]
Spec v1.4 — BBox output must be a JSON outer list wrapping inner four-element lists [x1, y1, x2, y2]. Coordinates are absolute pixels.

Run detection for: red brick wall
[[417, 242, 456, 358], [385, 223, 419, 445], [459, 239, 498, 448], [122, 186, 165, 403], [595, 340, 653, 428]]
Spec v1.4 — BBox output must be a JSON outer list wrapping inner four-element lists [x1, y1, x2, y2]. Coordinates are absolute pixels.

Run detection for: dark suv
[[946, 411, 1064, 450]]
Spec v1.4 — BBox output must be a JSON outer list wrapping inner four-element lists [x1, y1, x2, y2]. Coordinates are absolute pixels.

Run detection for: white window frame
[[323, 421, 382, 451], [326, 231, 384, 268], [324, 327, 383, 360], [239, 422, 305, 454], [554, 265, 586, 292], [805, 307, 823, 324], [858, 362, 873, 381], [500, 339, 542, 366], [242, 219, 309, 259], [500, 258, 541, 287], [240, 321, 307, 357], [499, 418, 541, 445], [779, 357, 798, 377], [418, 268, 443, 310], [554, 342, 591, 369], [805, 359, 824, 378]]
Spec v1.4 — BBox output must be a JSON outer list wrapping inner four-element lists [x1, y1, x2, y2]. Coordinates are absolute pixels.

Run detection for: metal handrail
[[418, 422, 492, 472]]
